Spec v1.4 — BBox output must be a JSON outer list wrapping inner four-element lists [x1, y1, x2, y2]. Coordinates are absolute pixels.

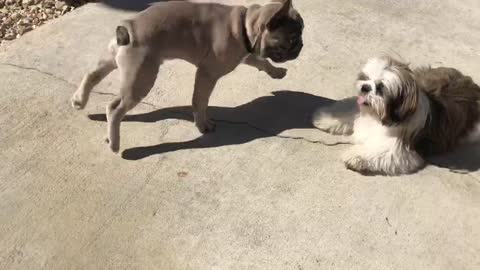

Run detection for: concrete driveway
[[0, 0, 479, 269]]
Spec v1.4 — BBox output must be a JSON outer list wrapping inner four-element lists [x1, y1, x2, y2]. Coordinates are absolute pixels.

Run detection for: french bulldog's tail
[[116, 20, 135, 46]]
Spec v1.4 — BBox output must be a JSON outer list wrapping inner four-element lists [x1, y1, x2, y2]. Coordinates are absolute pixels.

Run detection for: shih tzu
[[313, 56, 480, 175]]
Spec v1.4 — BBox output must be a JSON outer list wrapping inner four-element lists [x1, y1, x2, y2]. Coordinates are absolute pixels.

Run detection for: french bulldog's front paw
[[105, 137, 120, 153], [268, 67, 287, 79], [196, 119, 216, 134], [71, 92, 86, 110]]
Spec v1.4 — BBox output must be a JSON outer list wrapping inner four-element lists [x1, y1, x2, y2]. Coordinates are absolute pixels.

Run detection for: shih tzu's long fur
[[313, 56, 480, 175]]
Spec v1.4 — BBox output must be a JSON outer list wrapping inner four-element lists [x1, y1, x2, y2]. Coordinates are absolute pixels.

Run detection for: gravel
[[0, 0, 94, 45]]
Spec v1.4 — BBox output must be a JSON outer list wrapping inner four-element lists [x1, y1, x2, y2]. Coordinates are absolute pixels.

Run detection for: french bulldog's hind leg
[[106, 96, 140, 153], [105, 55, 160, 153], [242, 54, 287, 79], [72, 39, 118, 110], [192, 68, 220, 133]]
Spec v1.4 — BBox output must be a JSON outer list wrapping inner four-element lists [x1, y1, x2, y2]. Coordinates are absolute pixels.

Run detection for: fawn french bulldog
[[71, 0, 304, 152]]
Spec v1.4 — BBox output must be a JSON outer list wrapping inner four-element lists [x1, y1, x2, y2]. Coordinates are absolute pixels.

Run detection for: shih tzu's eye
[[376, 82, 385, 95]]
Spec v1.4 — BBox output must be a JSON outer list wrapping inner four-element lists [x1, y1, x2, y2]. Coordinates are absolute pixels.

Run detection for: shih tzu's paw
[[313, 111, 353, 135], [344, 155, 366, 172]]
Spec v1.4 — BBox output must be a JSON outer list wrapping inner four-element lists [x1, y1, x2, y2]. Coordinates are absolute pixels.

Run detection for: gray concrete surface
[[1, 0, 480, 269]]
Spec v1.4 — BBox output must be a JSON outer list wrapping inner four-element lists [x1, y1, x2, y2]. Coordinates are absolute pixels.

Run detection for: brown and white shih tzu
[[313, 56, 480, 175]]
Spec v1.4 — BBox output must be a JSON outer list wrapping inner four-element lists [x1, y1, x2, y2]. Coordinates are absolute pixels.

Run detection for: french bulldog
[[71, 0, 304, 153]]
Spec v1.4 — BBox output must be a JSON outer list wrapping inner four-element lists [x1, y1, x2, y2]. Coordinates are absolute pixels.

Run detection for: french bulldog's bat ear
[[267, 0, 292, 30]]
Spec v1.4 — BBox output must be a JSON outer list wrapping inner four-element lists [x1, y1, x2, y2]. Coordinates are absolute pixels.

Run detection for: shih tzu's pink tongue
[[357, 95, 366, 105]]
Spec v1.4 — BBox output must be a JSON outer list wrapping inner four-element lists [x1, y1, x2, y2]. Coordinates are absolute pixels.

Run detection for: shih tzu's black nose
[[361, 84, 372, 93]]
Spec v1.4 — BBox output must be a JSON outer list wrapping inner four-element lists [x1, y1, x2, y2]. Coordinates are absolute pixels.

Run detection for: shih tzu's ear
[[267, 0, 292, 30], [381, 90, 418, 126]]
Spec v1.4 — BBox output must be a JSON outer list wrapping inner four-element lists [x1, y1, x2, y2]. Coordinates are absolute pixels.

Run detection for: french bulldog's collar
[[241, 10, 256, 55]]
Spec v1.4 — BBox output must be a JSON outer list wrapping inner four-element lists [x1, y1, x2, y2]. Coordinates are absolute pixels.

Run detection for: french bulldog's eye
[[271, 39, 281, 45]]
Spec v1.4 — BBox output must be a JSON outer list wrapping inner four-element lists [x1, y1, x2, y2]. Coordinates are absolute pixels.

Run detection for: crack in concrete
[[0, 62, 158, 108], [88, 91, 157, 108], [0, 62, 77, 87], [213, 118, 351, 146], [444, 168, 480, 183], [466, 173, 480, 184], [150, 109, 350, 146]]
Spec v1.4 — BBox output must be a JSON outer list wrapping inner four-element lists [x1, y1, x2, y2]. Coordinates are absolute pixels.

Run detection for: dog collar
[[241, 10, 254, 54]]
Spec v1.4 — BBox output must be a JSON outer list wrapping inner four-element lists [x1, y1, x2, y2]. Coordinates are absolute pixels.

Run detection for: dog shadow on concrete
[[100, 0, 164, 11], [88, 90, 480, 173], [88, 90, 333, 160], [100, 0, 245, 11], [427, 142, 480, 174], [100, 0, 223, 11]]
